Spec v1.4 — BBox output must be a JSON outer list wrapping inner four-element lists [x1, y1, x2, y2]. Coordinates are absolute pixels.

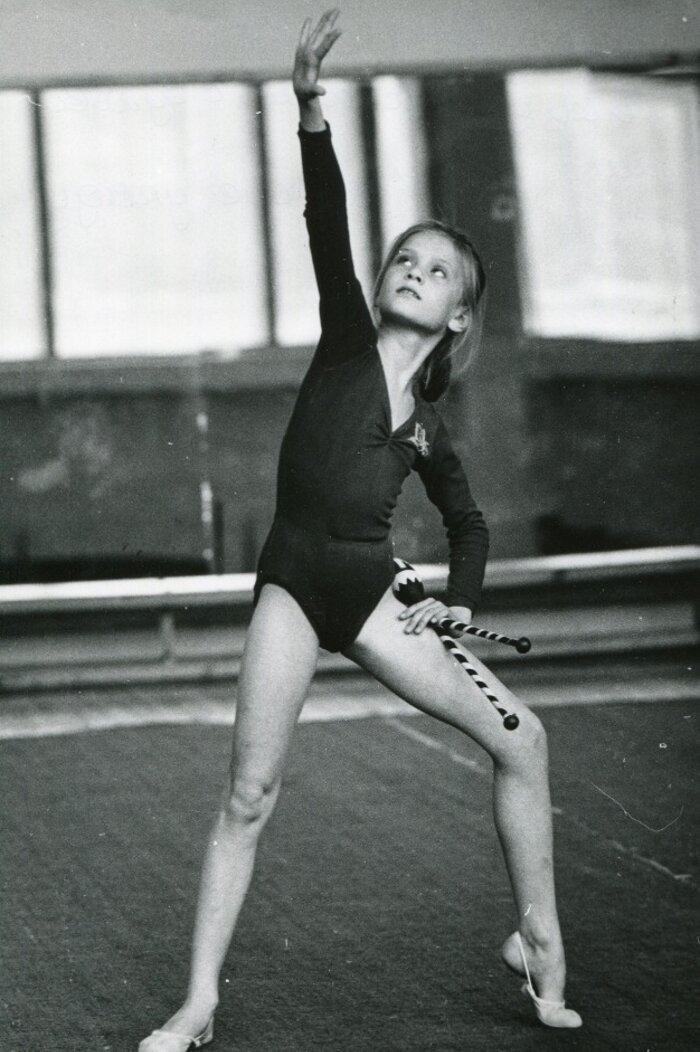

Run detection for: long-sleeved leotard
[[254, 124, 489, 652]]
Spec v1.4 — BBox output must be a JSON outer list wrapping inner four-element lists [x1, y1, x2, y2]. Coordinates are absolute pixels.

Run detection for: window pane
[[0, 91, 44, 360], [44, 83, 268, 357], [263, 80, 372, 346], [372, 77, 429, 251], [507, 71, 700, 341]]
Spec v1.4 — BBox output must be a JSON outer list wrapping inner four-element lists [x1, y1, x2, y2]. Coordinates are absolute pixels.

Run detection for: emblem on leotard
[[409, 422, 430, 457]]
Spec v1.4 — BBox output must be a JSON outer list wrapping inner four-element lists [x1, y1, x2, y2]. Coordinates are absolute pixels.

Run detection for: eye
[[432, 266, 447, 279], [396, 252, 412, 267]]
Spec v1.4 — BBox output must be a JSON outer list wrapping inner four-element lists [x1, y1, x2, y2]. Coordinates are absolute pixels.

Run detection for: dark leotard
[[254, 124, 489, 652]]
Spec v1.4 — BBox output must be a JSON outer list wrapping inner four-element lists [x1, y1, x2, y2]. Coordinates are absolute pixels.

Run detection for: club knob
[[503, 714, 520, 730], [392, 563, 425, 606], [516, 637, 531, 654], [395, 579, 425, 606]]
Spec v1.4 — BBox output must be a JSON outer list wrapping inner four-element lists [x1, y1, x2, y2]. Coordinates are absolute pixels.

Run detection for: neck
[[377, 322, 442, 393]]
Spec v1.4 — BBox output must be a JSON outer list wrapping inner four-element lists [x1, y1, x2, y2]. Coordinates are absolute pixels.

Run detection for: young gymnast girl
[[139, 10, 581, 1048]]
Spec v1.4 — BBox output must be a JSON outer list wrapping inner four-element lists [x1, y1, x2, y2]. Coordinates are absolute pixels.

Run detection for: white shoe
[[138, 1015, 214, 1051], [513, 932, 582, 1029]]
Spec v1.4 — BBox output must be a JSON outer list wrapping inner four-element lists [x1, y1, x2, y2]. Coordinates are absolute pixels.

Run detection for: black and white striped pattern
[[391, 558, 520, 731], [435, 630, 520, 730], [392, 559, 530, 654], [434, 617, 531, 654]]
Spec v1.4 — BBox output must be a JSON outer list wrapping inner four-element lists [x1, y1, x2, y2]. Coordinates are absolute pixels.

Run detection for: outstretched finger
[[316, 26, 342, 59], [398, 597, 433, 620], [309, 8, 339, 47], [415, 603, 447, 633], [298, 16, 312, 47], [404, 608, 437, 633], [399, 600, 440, 633]]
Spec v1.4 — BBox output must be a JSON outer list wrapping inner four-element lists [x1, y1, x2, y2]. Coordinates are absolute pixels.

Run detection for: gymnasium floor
[[0, 670, 697, 1052]]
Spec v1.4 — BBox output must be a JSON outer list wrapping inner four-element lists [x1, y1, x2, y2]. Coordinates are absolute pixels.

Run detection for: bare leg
[[345, 587, 570, 1005], [144, 585, 319, 1040]]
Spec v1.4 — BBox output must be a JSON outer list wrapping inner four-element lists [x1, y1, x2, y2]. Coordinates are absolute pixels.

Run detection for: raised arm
[[292, 10, 375, 361]]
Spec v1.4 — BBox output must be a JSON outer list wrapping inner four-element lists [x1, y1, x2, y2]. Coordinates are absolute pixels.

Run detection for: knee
[[222, 773, 279, 829], [497, 709, 548, 774], [524, 711, 548, 758]]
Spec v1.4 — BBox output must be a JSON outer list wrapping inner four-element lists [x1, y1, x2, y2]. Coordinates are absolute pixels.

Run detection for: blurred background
[[0, 0, 698, 585]]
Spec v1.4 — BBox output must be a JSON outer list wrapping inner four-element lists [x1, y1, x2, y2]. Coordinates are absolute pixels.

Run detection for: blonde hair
[[373, 220, 487, 402]]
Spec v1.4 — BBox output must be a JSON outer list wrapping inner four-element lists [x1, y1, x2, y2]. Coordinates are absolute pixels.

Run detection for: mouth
[[396, 286, 420, 300]]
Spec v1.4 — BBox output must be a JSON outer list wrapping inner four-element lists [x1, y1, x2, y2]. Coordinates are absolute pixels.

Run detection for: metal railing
[[1, 546, 698, 691]]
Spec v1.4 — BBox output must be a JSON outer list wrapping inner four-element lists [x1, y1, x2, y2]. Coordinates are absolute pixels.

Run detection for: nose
[[406, 266, 423, 283]]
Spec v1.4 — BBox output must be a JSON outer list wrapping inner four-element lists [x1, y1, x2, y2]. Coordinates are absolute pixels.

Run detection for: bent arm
[[415, 420, 490, 614]]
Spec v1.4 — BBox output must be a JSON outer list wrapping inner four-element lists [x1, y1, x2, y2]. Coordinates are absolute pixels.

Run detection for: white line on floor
[[1, 683, 697, 889], [0, 682, 696, 741], [383, 717, 697, 889], [0, 693, 416, 741], [387, 717, 487, 775]]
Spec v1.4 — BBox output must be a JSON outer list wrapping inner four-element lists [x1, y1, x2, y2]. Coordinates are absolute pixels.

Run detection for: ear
[[447, 306, 471, 334]]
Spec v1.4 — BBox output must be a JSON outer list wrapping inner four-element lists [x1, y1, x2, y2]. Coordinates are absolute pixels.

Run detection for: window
[[507, 71, 700, 341], [372, 76, 429, 251], [0, 92, 44, 360], [44, 83, 268, 356], [0, 74, 430, 363]]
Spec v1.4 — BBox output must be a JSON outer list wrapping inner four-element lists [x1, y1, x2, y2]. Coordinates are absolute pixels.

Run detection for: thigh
[[231, 584, 319, 783], [345, 586, 539, 761]]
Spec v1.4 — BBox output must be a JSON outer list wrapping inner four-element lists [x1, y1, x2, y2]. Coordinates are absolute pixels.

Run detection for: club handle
[[434, 628, 520, 731], [436, 617, 531, 654]]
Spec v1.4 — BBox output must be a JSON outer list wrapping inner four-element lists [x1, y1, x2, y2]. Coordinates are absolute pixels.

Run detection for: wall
[[1, 1, 698, 582], [528, 375, 700, 552], [1, 385, 297, 578], [0, 1, 696, 85], [421, 71, 700, 558]]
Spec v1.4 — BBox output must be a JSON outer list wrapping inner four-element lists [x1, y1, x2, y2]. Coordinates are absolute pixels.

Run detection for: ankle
[[181, 994, 219, 1019], [519, 923, 562, 956]]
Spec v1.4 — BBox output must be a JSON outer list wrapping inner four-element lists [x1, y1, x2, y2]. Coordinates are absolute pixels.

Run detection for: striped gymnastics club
[[392, 558, 520, 731], [393, 558, 531, 654]]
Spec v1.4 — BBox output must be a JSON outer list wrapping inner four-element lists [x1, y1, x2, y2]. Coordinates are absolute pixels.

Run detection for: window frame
[[0, 71, 386, 386], [1, 62, 698, 398]]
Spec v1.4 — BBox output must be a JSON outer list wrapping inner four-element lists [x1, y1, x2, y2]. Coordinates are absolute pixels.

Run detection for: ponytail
[[415, 333, 453, 402]]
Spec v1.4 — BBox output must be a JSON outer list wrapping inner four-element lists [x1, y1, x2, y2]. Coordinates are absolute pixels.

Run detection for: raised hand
[[293, 9, 342, 102]]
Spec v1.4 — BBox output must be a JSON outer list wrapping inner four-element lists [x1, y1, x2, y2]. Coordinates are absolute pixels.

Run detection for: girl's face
[[375, 230, 470, 337]]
